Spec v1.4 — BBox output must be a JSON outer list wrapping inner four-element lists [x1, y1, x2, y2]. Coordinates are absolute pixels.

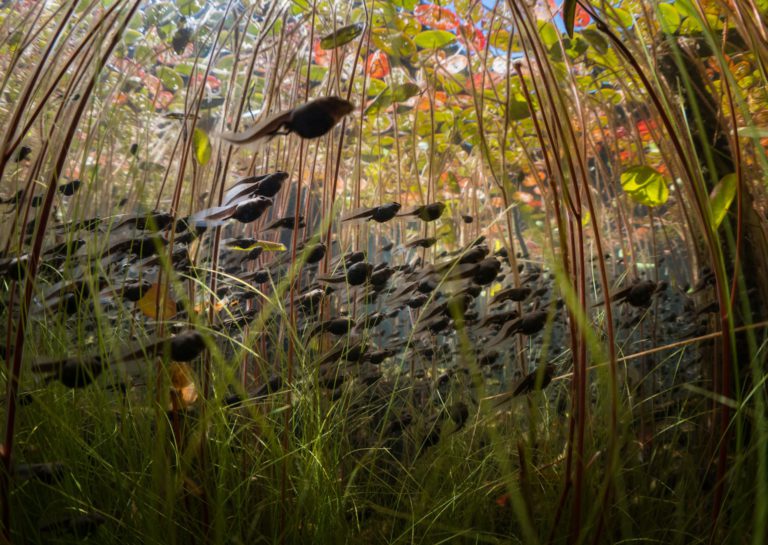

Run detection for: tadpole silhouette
[[220, 96, 354, 143]]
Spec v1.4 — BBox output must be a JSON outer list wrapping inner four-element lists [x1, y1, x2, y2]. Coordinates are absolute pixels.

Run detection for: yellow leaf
[[193, 299, 228, 314], [137, 282, 177, 320], [489, 282, 503, 298], [169, 362, 198, 410], [620, 166, 669, 207], [193, 128, 211, 166]]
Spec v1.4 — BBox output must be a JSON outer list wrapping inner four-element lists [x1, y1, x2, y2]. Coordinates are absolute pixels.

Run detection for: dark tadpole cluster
[[0, 98, 713, 531]]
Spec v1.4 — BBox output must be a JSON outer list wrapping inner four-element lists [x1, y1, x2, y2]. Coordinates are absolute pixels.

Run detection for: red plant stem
[[0, 2, 75, 176], [509, 4, 591, 538], [578, 0, 736, 531], [5, 1, 124, 165], [551, 22, 621, 530], [718, 44, 743, 311], [510, 8, 581, 538], [1, 3, 141, 541]]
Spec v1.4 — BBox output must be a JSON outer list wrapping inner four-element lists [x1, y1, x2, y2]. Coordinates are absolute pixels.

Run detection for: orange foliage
[[417, 91, 448, 110], [366, 50, 390, 78], [415, 4, 460, 30], [460, 22, 487, 51], [313, 39, 330, 66]]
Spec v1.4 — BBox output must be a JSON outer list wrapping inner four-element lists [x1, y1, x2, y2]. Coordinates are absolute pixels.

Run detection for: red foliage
[[191, 73, 221, 92], [313, 39, 331, 66], [460, 22, 487, 51], [366, 50, 390, 78], [547, 0, 592, 27], [635, 119, 658, 140], [574, 6, 592, 27], [415, 4, 460, 30], [416, 91, 448, 110], [154, 90, 175, 110]]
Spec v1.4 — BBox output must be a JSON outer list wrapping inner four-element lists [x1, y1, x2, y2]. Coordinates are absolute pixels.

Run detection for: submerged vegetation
[[1, 0, 768, 542]]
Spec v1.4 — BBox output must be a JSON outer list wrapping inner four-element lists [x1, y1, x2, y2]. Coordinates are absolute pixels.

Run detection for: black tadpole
[[220, 97, 354, 144]]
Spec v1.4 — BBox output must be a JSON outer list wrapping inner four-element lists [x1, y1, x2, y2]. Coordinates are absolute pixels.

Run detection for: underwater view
[[1, 0, 767, 542]]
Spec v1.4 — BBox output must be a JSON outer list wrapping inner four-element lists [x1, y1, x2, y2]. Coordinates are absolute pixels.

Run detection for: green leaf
[[216, 54, 236, 71], [508, 97, 530, 120], [538, 22, 559, 51], [709, 173, 737, 228], [134, 44, 153, 62], [563, 0, 577, 38], [596, 88, 621, 104], [367, 78, 389, 97], [392, 0, 417, 9], [657, 3, 681, 33], [394, 13, 421, 36], [392, 82, 420, 102], [192, 129, 211, 166], [226, 240, 287, 252], [592, 47, 620, 70], [364, 87, 392, 115], [581, 27, 608, 54], [414, 30, 456, 49], [156, 66, 183, 93], [178, 0, 203, 16], [372, 29, 416, 59], [490, 28, 512, 50], [174, 60, 197, 77], [606, 7, 633, 28], [567, 35, 589, 55], [675, 2, 703, 32], [320, 23, 364, 50], [437, 73, 465, 95], [145, 2, 177, 28], [620, 166, 669, 207], [291, 0, 311, 14], [123, 29, 143, 46], [435, 222, 456, 245], [299, 63, 328, 84]]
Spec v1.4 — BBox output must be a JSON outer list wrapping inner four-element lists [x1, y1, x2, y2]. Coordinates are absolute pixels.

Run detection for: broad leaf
[[123, 29, 143, 46], [414, 30, 456, 49], [156, 66, 183, 92], [581, 27, 608, 54], [320, 23, 364, 50], [192, 128, 211, 166], [169, 363, 198, 409], [508, 97, 531, 120], [178, 0, 202, 16], [538, 22, 559, 50], [372, 29, 416, 59], [137, 283, 177, 320], [620, 166, 669, 207], [365, 87, 393, 115], [657, 3, 681, 33], [392, 82, 420, 102], [709, 173, 737, 228]]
